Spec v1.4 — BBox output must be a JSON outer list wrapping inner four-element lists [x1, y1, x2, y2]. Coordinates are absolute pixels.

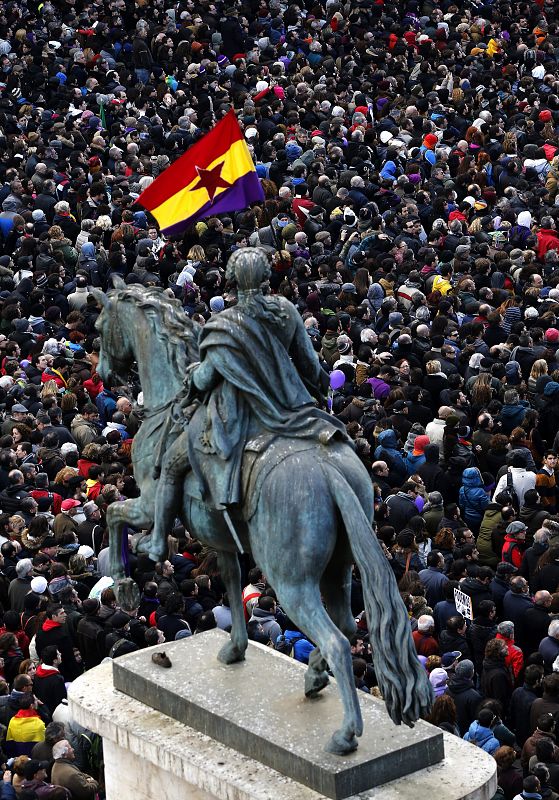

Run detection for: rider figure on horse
[[151, 247, 347, 556]]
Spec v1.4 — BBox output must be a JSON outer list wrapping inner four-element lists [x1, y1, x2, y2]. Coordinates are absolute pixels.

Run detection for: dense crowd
[[2, 0, 559, 796]]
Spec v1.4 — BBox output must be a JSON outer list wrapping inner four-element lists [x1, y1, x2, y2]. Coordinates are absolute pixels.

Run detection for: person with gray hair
[[496, 621, 524, 682], [539, 619, 559, 671], [412, 615, 438, 657], [8, 557, 33, 613], [51, 738, 99, 799]]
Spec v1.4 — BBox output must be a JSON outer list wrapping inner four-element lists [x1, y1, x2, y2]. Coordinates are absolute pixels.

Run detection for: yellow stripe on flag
[[150, 139, 255, 230]]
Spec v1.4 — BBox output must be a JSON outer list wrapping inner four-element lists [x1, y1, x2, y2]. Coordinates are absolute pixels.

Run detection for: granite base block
[[111, 629, 443, 798], [68, 659, 497, 800]]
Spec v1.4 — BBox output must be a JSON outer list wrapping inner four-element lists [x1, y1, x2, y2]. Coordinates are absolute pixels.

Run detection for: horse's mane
[[109, 285, 200, 369]]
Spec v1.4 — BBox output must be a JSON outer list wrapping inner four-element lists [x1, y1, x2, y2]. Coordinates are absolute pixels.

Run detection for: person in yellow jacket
[[431, 265, 454, 296]]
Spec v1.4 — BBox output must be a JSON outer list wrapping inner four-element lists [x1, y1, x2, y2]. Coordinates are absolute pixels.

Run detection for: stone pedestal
[[68, 635, 497, 800], [112, 630, 443, 798]]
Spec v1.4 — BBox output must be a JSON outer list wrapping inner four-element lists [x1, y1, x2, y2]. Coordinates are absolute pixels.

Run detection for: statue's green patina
[[92, 248, 432, 756]]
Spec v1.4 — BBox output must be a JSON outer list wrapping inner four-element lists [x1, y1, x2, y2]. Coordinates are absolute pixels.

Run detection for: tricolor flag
[[138, 109, 264, 236]]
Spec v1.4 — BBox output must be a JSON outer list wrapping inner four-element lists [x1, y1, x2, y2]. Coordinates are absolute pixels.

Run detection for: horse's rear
[[246, 441, 433, 753]]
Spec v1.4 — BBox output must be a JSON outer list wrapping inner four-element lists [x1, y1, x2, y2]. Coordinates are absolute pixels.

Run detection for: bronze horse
[[92, 280, 432, 755]]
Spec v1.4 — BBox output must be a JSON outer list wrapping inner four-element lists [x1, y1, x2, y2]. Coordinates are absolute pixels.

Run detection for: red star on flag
[[191, 162, 232, 202]]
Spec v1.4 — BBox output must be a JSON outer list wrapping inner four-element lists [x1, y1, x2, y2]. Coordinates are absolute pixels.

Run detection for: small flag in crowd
[[138, 109, 264, 236]]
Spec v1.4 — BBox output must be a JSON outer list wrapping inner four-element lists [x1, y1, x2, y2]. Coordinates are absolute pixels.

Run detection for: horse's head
[[91, 278, 135, 385], [91, 279, 200, 397]]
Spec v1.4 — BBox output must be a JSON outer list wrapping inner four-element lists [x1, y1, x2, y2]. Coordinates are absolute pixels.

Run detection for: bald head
[[535, 591, 552, 608]]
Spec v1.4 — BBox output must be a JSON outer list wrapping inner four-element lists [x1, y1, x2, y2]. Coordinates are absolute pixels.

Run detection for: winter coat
[[477, 504, 505, 567], [496, 633, 524, 681], [463, 720, 500, 754], [374, 430, 407, 485], [467, 617, 498, 675], [510, 684, 539, 746], [517, 603, 551, 657], [447, 675, 483, 735], [51, 759, 98, 800], [481, 657, 513, 710], [248, 607, 282, 645], [33, 665, 67, 716], [459, 468, 489, 526]]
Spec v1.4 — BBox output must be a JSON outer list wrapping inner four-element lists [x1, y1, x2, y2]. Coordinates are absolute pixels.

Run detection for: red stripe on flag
[[138, 110, 244, 210]]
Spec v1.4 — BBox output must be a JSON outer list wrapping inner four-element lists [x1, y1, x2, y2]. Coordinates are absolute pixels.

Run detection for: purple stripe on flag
[[161, 171, 264, 237]]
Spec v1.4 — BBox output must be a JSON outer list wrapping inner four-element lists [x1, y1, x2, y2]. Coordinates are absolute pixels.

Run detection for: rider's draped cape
[[187, 304, 348, 508]]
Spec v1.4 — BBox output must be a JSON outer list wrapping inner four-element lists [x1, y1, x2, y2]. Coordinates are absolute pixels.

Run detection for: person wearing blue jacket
[[463, 708, 501, 754], [459, 467, 489, 535], [374, 429, 407, 486]]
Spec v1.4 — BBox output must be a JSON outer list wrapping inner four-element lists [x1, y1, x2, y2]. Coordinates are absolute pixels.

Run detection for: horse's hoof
[[217, 640, 247, 665], [325, 729, 359, 756], [305, 670, 330, 698]]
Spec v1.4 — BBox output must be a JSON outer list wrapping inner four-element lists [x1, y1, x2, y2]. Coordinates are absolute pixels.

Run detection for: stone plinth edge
[[68, 658, 497, 800]]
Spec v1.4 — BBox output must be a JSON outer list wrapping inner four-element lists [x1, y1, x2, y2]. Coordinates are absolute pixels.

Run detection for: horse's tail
[[321, 462, 433, 726]]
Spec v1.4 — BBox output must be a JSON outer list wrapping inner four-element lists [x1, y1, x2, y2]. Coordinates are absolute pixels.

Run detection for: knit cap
[[413, 435, 430, 454]]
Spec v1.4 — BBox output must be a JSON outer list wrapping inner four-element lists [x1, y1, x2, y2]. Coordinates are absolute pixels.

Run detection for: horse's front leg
[[216, 548, 248, 664], [106, 498, 153, 580]]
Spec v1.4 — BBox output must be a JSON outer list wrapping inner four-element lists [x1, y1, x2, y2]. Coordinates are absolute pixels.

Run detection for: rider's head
[[226, 247, 270, 292]]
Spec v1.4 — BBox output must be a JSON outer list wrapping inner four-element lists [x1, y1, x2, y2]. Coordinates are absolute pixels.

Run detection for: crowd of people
[[3, 0, 559, 796]]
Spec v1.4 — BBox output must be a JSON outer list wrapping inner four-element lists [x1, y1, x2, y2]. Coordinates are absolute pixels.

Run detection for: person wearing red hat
[[540, 109, 553, 123], [53, 499, 81, 540], [405, 434, 430, 475], [545, 328, 559, 345]]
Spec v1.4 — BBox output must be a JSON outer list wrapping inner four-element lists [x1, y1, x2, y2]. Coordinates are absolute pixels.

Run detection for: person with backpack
[[275, 618, 314, 663], [502, 522, 528, 569], [493, 454, 537, 510]]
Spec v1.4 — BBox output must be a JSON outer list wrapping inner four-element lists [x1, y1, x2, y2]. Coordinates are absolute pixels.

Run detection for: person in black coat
[[509, 664, 544, 746], [446, 659, 483, 735], [460, 564, 494, 616], [517, 591, 553, 658], [417, 445, 451, 494], [467, 599, 498, 677], [156, 593, 191, 642], [33, 645, 67, 716], [35, 603, 83, 682], [219, 11, 247, 59], [521, 530, 551, 592], [481, 638, 513, 710], [438, 614, 472, 661]]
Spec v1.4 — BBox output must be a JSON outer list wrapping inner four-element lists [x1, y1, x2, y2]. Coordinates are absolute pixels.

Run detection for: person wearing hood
[[374, 429, 407, 487], [429, 667, 449, 699], [509, 211, 534, 249], [463, 706, 501, 754], [459, 467, 490, 534], [77, 242, 103, 288], [248, 595, 282, 646]]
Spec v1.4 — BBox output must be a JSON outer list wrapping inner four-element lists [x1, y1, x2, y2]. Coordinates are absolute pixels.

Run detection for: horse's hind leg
[[304, 561, 358, 699], [216, 549, 248, 664], [281, 584, 363, 755]]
